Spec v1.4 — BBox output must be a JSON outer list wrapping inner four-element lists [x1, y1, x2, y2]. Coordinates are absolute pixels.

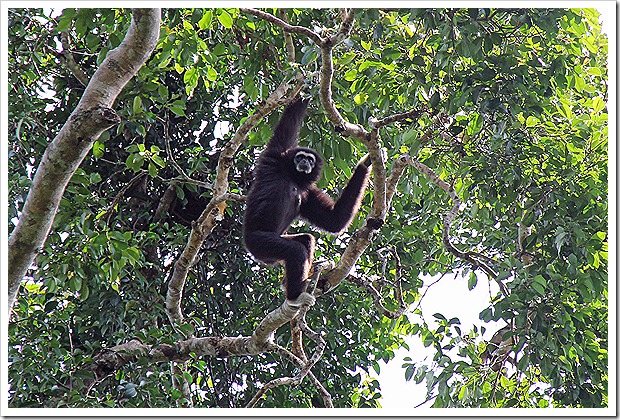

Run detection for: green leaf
[[532, 275, 547, 288], [301, 46, 318, 65], [206, 66, 218, 82], [405, 365, 415, 381], [148, 162, 158, 178], [198, 10, 213, 29], [467, 271, 478, 290], [90, 172, 102, 184], [337, 140, 352, 160], [218, 10, 233, 28], [93, 141, 105, 159], [68, 276, 82, 293], [429, 91, 440, 108], [344, 69, 358, 81], [124, 247, 140, 264], [184, 67, 199, 88], [555, 228, 568, 254], [132, 96, 143, 114], [152, 155, 166, 168], [591, 96, 605, 112], [532, 281, 545, 296], [372, 361, 380, 375], [169, 105, 186, 117], [433, 313, 447, 321]]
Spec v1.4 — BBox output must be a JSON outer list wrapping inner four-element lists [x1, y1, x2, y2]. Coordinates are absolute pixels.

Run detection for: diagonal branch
[[278, 9, 296, 62], [370, 105, 430, 129], [318, 15, 370, 140], [59, 31, 90, 87]]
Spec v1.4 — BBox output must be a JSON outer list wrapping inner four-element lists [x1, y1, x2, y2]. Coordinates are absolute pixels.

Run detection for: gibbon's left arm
[[300, 155, 371, 233]]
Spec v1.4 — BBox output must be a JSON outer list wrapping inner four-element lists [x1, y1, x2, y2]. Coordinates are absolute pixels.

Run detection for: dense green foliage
[[8, 8, 608, 408]]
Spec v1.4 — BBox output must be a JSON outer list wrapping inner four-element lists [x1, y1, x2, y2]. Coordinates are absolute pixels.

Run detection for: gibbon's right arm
[[300, 155, 372, 233]]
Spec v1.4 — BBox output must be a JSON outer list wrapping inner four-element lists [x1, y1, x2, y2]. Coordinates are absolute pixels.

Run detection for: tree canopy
[[7, 7, 609, 409]]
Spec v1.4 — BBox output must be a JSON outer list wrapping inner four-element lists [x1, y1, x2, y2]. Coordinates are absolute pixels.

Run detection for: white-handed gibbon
[[243, 97, 372, 306]]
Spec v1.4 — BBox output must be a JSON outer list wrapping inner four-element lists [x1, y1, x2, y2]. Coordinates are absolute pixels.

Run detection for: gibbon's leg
[[244, 231, 316, 306], [282, 233, 316, 306], [284, 233, 315, 258]]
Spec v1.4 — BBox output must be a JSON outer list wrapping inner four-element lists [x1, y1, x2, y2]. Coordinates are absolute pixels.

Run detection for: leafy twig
[[405, 156, 509, 296], [158, 113, 213, 190]]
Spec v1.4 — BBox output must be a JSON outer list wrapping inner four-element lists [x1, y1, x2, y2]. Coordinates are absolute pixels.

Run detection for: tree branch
[[59, 31, 90, 87], [368, 128, 387, 220], [272, 345, 334, 408], [318, 39, 369, 139], [171, 361, 193, 407], [241, 8, 324, 45], [278, 9, 296, 62], [153, 183, 177, 223], [370, 105, 430, 129], [8, 8, 161, 312]]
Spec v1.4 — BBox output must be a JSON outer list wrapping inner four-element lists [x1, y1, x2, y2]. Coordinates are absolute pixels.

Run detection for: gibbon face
[[293, 150, 316, 174]]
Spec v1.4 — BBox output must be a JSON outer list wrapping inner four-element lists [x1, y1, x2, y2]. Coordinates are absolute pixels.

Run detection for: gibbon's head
[[286, 147, 323, 186], [294, 150, 316, 174]]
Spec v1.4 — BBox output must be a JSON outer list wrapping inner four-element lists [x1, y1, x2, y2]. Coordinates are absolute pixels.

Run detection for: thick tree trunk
[[7, 9, 161, 312]]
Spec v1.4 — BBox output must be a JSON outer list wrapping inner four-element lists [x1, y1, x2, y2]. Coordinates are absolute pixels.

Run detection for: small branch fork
[[246, 263, 333, 408]]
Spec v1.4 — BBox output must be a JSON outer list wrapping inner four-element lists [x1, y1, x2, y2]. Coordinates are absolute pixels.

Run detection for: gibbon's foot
[[286, 292, 316, 308]]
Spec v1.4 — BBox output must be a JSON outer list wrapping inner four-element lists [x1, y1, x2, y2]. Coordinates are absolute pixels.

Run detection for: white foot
[[286, 292, 316, 308]]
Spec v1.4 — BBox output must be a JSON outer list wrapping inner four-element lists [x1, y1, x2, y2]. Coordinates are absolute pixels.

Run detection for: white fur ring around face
[[286, 292, 316, 308]]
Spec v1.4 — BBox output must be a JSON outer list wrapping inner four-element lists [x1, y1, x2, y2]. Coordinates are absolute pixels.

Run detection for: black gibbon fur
[[242, 97, 372, 305]]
